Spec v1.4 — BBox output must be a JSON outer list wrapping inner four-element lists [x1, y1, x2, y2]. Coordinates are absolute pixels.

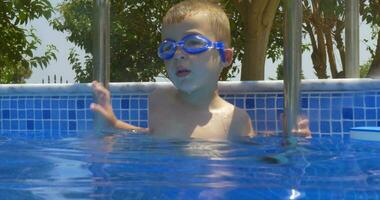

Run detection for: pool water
[[0, 133, 379, 199]]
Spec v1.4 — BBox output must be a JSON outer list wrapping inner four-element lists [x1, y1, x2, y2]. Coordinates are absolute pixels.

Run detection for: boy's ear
[[223, 48, 234, 67]]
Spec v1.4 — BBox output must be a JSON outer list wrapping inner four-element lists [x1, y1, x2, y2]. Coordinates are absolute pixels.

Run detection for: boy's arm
[[90, 81, 149, 133], [230, 108, 256, 138]]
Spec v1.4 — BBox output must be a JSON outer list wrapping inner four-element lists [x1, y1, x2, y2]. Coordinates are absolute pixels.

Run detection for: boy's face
[[161, 13, 227, 94]]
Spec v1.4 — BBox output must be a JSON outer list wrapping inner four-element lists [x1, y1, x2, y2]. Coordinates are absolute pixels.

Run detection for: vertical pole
[[93, 0, 110, 86], [345, 0, 359, 78], [93, 0, 110, 132], [283, 0, 302, 145]]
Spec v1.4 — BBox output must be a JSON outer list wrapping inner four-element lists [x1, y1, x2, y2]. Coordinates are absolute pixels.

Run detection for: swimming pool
[[1, 79, 380, 199]]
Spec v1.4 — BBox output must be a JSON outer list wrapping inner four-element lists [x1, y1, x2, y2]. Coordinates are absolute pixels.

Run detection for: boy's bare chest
[[149, 105, 232, 139]]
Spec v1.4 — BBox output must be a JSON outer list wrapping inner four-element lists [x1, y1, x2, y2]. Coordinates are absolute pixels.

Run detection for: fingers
[[90, 103, 109, 117], [92, 81, 109, 96], [92, 81, 111, 105]]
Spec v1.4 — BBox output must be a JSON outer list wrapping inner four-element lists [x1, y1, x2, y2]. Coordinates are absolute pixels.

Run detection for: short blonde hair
[[163, 0, 231, 48]]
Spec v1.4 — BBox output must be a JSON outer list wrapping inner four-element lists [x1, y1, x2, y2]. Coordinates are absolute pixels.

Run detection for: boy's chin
[[176, 84, 198, 94], [171, 80, 199, 94]]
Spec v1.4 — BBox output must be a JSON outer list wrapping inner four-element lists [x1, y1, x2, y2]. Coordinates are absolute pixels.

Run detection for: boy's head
[[159, 0, 233, 94], [163, 0, 231, 48]]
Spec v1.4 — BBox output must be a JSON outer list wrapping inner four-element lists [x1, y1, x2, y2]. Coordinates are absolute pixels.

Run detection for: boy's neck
[[177, 86, 221, 109]]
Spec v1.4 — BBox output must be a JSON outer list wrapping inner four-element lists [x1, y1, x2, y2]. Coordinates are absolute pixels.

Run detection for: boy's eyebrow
[[184, 30, 203, 35]]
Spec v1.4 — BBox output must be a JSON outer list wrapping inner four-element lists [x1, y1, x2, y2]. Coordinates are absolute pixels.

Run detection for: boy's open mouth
[[176, 69, 191, 77]]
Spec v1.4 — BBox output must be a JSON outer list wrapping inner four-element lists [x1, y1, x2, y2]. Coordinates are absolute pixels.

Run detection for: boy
[[91, 0, 311, 140]]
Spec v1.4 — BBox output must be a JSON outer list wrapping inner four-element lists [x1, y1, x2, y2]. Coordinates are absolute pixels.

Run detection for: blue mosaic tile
[[266, 98, 275, 108], [367, 121, 377, 126], [140, 121, 148, 128], [302, 98, 308, 108], [69, 121, 76, 130], [130, 121, 139, 126], [10, 100, 17, 109], [309, 109, 320, 121], [59, 100, 68, 108], [140, 110, 148, 120], [60, 110, 68, 119], [35, 110, 42, 119], [140, 99, 148, 109], [68, 110, 76, 120], [267, 110, 276, 121], [3, 120, 10, 130], [320, 121, 330, 133], [256, 98, 265, 108], [19, 120, 26, 130], [35, 121, 42, 130], [43, 110, 51, 119], [60, 121, 68, 131], [245, 98, 255, 109], [68, 100, 75, 109], [354, 121, 365, 127], [52, 121, 59, 130], [2, 100, 10, 108], [121, 98, 130, 109], [310, 98, 319, 109], [276, 98, 283, 108], [342, 108, 353, 120], [247, 110, 255, 119], [77, 111, 85, 120], [43, 121, 51, 130], [77, 100, 85, 109], [320, 98, 330, 109], [2, 110, 10, 119], [365, 96, 376, 107], [18, 111, 26, 119], [225, 98, 234, 104], [331, 121, 341, 133], [43, 99, 50, 109], [10, 110, 17, 119], [18, 100, 25, 109], [342, 97, 353, 107], [131, 99, 139, 109], [27, 110, 34, 119], [257, 109, 266, 119], [34, 99, 42, 109], [52, 100, 59, 109], [366, 109, 376, 120], [131, 110, 139, 120], [354, 108, 364, 120], [235, 98, 244, 108], [11, 121, 18, 129], [343, 121, 353, 132], [121, 110, 129, 120], [321, 110, 330, 120], [354, 94, 364, 107]]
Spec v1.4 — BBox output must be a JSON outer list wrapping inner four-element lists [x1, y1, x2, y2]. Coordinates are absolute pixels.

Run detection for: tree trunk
[[233, 0, 280, 80], [367, 31, 380, 78], [325, 30, 338, 78], [334, 20, 345, 75], [303, 0, 328, 79]]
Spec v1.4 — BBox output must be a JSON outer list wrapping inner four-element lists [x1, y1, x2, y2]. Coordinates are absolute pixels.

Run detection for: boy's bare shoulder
[[227, 104, 256, 138], [149, 86, 176, 104]]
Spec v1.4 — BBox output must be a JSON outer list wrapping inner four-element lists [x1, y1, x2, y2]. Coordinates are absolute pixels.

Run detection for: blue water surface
[[0, 132, 379, 200]]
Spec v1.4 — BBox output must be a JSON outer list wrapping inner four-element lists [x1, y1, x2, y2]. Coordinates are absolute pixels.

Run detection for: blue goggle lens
[[158, 34, 225, 62]]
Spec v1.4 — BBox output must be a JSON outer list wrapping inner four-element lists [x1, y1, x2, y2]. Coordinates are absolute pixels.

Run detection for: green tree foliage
[[51, 0, 245, 82], [361, 0, 380, 77], [0, 0, 57, 83]]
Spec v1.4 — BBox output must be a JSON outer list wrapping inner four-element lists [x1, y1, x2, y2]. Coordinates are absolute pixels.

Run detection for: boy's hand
[[90, 81, 118, 126], [294, 117, 312, 138]]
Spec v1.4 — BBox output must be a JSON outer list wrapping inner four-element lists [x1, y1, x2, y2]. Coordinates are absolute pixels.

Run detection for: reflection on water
[[0, 133, 379, 199]]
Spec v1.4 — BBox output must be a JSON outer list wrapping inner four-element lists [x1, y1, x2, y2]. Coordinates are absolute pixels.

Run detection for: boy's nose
[[173, 47, 186, 60]]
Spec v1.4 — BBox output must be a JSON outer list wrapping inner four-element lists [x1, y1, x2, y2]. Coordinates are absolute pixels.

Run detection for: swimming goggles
[[158, 34, 226, 62]]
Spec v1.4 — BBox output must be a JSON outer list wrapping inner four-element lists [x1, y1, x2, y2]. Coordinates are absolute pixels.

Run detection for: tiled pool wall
[[1, 79, 380, 137]]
